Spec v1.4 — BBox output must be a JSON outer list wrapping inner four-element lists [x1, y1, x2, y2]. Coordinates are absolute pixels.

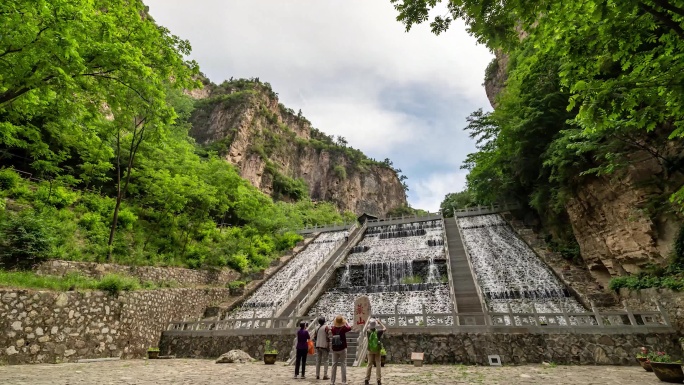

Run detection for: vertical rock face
[[564, 153, 682, 283], [188, 80, 407, 215], [484, 49, 509, 109]]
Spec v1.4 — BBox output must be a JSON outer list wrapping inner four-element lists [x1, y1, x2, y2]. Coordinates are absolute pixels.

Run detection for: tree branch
[[649, 0, 684, 17], [640, 2, 684, 39]]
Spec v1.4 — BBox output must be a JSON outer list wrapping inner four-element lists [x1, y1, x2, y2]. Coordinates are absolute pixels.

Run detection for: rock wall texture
[[159, 331, 680, 366], [383, 332, 681, 365], [35, 260, 240, 287], [0, 288, 232, 365], [484, 50, 509, 109], [565, 154, 682, 283], [188, 82, 407, 215], [160, 332, 294, 362]]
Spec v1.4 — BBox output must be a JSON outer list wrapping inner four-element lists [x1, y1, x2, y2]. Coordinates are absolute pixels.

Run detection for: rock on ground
[[215, 350, 254, 363]]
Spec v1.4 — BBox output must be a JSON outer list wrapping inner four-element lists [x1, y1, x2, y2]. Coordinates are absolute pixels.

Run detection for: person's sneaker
[[316, 376, 320, 380], [301, 375, 306, 379], [294, 375, 298, 379], [365, 381, 370, 385], [323, 376, 329, 380], [377, 381, 381, 385]]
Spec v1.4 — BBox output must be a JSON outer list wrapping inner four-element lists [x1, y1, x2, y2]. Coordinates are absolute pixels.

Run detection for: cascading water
[[229, 230, 347, 322], [308, 220, 453, 326], [458, 214, 588, 325]]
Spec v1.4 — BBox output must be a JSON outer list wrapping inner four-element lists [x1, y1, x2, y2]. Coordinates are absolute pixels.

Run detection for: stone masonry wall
[[159, 331, 681, 366], [0, 288, 232, 365], [35, 260, 240, 287], [160, 332, 294, 362], [383, 332, 681, 366]]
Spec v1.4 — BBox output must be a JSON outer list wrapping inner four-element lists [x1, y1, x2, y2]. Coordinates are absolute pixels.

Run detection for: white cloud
[[145, 0, 493, 212], [411, 171, 469, 211]]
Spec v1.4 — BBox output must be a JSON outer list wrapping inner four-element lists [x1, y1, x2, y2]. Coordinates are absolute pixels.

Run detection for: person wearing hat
[[313, 316, 331, 380], [330, 315, 351, 385], [364, 318, 386, 385]]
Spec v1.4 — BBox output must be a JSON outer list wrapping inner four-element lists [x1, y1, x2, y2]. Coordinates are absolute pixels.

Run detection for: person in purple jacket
[[294, 321, 310, 379]]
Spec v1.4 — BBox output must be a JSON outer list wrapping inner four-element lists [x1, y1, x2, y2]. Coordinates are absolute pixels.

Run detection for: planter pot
[[147, 351, 159, 359], [637, 357, 653, 372], [651, 362, 684, 383], [263, 353, 278, 365]]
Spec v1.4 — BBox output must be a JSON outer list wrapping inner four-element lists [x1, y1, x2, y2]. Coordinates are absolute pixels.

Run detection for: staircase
[[444, 218, 485, 320], [305, 332, 359, 367]]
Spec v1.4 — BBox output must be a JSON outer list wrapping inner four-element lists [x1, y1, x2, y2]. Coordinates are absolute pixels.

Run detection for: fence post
[[590, 301, 603, 326], [654, 299, 672, 327], [422, 304, 427, 327], [507, 303, 514, 327], [530, 303, 538, 327], [622, 300, 637, 326]]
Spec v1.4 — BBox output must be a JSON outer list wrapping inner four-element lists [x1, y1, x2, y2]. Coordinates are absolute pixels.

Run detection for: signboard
[[353, 295, 371, 331]]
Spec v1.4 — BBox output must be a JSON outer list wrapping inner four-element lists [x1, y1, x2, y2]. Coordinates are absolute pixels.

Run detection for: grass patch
[[0, 271, 156, 294], [401, 276, 424, 284]]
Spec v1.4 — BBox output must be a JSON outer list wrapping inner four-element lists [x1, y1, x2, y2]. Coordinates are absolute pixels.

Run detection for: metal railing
[[365, 212, 442, 227]]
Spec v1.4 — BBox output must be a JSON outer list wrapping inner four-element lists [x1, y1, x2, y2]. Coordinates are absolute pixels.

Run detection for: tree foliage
[[0, 2, 357, 272]]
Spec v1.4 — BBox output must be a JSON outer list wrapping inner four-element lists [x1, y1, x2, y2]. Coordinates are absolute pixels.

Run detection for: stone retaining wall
[[160, 332, 294, 362], [0, 288, 232, 365], [35, 260, 240, 287], [383, 332, 681, 365], [158, 330, 681, 365]]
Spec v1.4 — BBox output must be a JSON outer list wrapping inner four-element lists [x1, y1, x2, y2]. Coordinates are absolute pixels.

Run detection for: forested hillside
[[394, 0, 684, 288], [0, 0, 357, 274]]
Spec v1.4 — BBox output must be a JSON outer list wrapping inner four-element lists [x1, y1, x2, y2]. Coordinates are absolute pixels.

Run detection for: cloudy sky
[[146, 0, 493, 211]]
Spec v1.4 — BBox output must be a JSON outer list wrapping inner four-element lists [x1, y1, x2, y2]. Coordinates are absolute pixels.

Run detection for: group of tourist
[[294, 315, 387, 385]]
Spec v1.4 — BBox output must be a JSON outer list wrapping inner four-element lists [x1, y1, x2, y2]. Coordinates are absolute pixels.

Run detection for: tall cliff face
[[188, 80, 407, 215], [565, 153, 682, 284]]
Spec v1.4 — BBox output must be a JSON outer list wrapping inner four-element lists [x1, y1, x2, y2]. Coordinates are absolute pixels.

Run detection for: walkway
[[444, 218, 484, 323], [0, 359, 660, 384]]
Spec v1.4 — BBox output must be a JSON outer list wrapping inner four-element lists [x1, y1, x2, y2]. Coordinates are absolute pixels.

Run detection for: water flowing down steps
[[444, 218, 485, 322], [278, 226, 364, 317]]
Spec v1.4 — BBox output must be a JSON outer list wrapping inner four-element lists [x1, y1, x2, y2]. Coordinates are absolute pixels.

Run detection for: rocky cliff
[[188, 79, 407, 215]]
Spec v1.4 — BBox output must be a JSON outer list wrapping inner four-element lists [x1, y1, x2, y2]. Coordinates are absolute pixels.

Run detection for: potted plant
[[636, 347, 652, 372], [147, 347, 160, 359], [263, 340, 278, 365], [648, 351, 684, 383], [227, 280, 246, 296]]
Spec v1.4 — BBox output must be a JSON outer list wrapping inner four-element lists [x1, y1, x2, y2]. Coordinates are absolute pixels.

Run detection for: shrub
[[227, 252, 249, 272], [116, 208, 138, 230], [0, 168, 21, 191], [35, 184, 79, 209], [275, 231, 303, 251], [333, 165, 347, 180], [227, 280, 246, 290], [95, 274, 141, 295], [79, 212, 104, 231], [0, 210, 54, 269]]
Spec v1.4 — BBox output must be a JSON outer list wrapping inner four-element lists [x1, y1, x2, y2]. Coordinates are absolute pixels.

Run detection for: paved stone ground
[[0, 359, 664, 384]]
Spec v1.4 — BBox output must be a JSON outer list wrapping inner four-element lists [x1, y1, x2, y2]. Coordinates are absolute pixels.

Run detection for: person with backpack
[[313, 316, 331, 380], [364, 319, 386, 385], [294, 321, 310, 379], [330, 315, 351, 385]]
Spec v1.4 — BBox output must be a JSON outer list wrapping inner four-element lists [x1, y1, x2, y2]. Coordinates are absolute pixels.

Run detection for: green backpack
[[367, 330, 380, 352]]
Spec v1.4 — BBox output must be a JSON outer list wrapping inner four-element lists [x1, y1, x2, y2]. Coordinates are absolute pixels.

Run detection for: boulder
[[215, 350, 254, 364]]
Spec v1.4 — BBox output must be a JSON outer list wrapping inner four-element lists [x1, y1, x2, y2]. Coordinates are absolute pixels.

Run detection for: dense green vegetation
[[0, 0, 357, 275], [0, 271, 167, 295], [393, 0, 684, 282]]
